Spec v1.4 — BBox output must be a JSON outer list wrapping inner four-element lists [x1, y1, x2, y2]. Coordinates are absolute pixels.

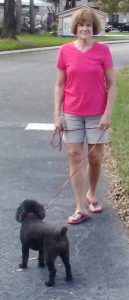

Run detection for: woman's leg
[[65, 142, 89, 215], [86, 143, 104, 210]]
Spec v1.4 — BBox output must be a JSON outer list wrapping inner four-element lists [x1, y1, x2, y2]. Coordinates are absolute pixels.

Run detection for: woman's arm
[[54, 68, 65, 131], [100, 67, 116, 129]]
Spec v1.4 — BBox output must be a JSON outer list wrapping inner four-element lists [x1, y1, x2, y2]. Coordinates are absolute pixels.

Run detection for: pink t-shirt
[[56, 42, 113, 115]]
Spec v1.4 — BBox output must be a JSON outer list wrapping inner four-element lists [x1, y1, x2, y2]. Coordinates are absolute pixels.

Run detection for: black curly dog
[[16, 199, 73, 286]]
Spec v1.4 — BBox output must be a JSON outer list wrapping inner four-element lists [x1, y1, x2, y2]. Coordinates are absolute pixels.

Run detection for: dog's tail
[[60, 226, 68, 236]]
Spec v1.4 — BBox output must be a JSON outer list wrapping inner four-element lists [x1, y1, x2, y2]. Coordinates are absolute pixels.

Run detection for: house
[[57, 5, 107, 36]]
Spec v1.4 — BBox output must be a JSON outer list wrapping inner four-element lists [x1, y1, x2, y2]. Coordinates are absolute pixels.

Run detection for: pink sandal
[[67, 211, 91, 225], [85, 197, 102, 213]]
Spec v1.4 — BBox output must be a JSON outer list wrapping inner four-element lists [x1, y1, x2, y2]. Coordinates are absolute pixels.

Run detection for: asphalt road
[[109, 42, 129, 67], [0, 43, 129, 300]]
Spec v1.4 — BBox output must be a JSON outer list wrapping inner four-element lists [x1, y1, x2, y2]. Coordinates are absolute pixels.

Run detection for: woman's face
[[76, 22, 93, 40]]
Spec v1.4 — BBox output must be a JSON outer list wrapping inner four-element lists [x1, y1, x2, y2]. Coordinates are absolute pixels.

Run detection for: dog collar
[[25, 212, 34, 217], [22, 212, 35, 219]]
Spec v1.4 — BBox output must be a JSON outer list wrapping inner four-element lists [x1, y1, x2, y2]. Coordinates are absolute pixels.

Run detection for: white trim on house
[[57, 5, 107, 17]]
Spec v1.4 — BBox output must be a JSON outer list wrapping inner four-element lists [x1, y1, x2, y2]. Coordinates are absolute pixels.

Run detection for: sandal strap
[[90, 202, 98, 206]]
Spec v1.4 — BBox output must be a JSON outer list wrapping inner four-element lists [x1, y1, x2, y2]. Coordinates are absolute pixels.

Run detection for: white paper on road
[[25, 123, 54, 130]]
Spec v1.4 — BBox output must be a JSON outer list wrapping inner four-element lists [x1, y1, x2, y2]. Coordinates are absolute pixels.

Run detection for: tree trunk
[[64, 0, 76, 10], [2, 0, 16, 39], [29, 0, 35, 34], [16, 0, 22, 35], [53, 0, 60, 14], [71, 0, 76, 7], [64, 0, 70, 9]]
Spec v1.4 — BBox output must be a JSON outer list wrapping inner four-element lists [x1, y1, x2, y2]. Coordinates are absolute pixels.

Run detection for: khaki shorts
[[62, 113, 108, 144]]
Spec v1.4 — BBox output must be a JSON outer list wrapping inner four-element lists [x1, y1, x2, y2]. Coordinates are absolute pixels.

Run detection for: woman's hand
[[99, 113, 112, 130], [54, 114, 64, 132]]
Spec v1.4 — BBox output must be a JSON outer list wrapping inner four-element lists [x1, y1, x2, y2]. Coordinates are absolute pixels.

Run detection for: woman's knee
[[67, 149, 83, 165], [88, 145, 104, 166]]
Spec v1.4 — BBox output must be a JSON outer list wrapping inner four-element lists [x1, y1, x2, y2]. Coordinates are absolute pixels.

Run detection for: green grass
[[0, 33, 73, 51], [18, 32, 75, 47], [107, 31, 129, 35], [111, 67, 129, 192], [0, 32, 128, 51]]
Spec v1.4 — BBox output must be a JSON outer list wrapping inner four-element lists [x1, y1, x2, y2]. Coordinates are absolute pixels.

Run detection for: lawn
[[111, 67, 129, 192], [107, 31, 129, 35], [0, 32, 128, 51]]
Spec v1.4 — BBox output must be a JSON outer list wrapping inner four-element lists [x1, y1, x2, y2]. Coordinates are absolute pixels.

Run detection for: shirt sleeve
[[103, 46, 113, 68], [56, 46, 65, 70]]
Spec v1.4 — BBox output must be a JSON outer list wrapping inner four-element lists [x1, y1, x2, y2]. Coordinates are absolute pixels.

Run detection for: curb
[[102, 39, 129, 44], [0, 40, 129, 55], [0, 45, 60, 55]]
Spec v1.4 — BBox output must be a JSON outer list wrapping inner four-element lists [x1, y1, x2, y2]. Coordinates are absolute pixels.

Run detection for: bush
[[52, 23, 58, 33], [49, 23, 58, 36]]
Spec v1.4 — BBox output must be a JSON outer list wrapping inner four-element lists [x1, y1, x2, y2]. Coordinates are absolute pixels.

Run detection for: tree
[[2, 0, 16, 38], [29, 0, 35, 33], [95, 0, 120, 15], [118, 0, 129, 22], [16, 0, 22, 34], [118, 0, 129, 12]]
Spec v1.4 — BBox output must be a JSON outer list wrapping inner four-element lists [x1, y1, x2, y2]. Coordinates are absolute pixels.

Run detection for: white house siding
[[118, 11, 129, 23], [57, 6, 107, 36]]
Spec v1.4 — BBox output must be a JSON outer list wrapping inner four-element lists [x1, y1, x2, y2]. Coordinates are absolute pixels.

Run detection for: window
[[109, 15, 119, 23]]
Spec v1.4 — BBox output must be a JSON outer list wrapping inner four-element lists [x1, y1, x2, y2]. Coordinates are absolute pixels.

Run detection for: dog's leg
[[45, 259, 56, 287], [19, 245, 29, 268], [60, 250, 73, 281], [38, 249, 45, 267]]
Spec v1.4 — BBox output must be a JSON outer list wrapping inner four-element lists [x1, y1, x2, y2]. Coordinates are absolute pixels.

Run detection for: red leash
[[45, 127, 107, 211]]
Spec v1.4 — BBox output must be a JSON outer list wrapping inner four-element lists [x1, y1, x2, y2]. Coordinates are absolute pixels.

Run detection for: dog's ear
[[34, 202, 46, 220], [15, 206, 24, 223], [60, 226, 68, 236]]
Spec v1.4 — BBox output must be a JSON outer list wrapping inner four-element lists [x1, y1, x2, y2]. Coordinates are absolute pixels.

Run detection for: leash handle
[[51, 129, 63, 152]]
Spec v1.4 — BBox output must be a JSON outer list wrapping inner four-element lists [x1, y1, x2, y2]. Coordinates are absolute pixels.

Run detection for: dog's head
[[16, 199, 46, 223]]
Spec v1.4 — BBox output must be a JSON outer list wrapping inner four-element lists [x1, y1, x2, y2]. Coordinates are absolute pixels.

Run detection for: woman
[[54, 8, 116, 224]]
